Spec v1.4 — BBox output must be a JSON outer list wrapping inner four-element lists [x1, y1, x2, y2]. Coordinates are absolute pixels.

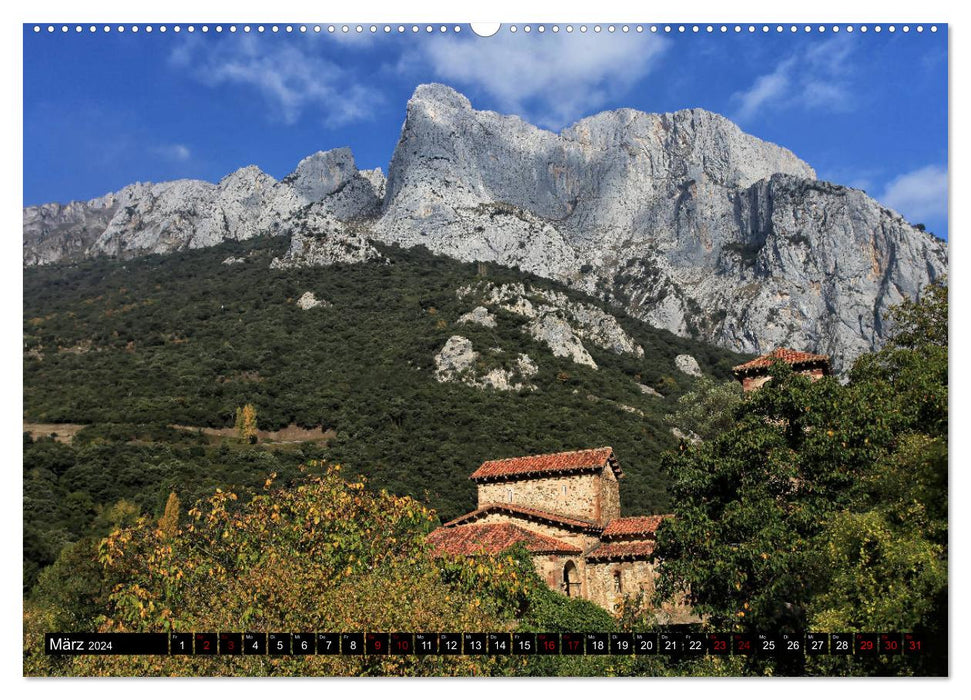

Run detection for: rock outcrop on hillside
[[433, 335, 537, 391], [296, 291, 330, 310], [457, 306, 497, 328], [675, 355, 703, 378], [457, 281, 644, 369], [24, 83, 947, 369]]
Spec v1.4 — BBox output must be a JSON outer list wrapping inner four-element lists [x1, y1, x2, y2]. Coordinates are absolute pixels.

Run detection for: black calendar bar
[[43, 631, 927, 656], [45, 633, 168, 655]]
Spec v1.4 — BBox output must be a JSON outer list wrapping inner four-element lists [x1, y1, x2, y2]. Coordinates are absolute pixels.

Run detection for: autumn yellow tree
[[158, 492, 180, 537], [22, 465, 534, 676], [234, 404, 258, 444]]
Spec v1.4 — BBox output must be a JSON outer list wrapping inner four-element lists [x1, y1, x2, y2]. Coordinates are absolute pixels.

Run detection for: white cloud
[[733, 60, 792, 122], [879, 165, 948, 224], [154, 144, 191, 162], [413, 32, 668, 129], [170, 36, 380, 127], [731, 36, 855, 122]]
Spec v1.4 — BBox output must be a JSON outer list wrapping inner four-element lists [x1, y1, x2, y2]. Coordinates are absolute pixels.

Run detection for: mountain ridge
[[23, 82, 947, 370]]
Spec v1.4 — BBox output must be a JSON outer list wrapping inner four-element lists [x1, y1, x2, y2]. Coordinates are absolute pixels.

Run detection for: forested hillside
[[23, 237, 746, 593]]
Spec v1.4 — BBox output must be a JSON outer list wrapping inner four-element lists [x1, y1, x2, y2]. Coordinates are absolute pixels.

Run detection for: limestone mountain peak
[[22, 84, 946, 370]]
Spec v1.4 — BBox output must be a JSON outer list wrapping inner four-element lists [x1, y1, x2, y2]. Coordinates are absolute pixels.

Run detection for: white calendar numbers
[[438, 633, 462, 655], [831, 633, 854, 656], [341, 633, 364, 655], [463, 632, 486, 655], [45, 628, 931, 659], [170, 632, 193, 656], [756, 633, 780, 657], [414, 633, 438, 655], [683, 633, 706, 656], [633, 632, 658, 655], [291, 633, 315, 655], [610, 633, 634, 655], [316, 633, 340, 655], [584, 632, 609, 655], [658, 631, 683, 656], [806, 633, 829, 656], [512, 633, 536, 654], [780, 633, 803, 656], [487, 633, 511, 655], [268, 632, 290, 656]]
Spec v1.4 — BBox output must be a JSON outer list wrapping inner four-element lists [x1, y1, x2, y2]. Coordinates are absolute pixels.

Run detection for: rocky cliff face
[[23, 148, 384, 264], [24, 83, 947, 369], [375, 85, 946, 370]]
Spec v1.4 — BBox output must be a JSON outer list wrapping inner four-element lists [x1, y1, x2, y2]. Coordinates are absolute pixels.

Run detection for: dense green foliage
[[23, 428, 325, 593], [24, 237, 745, 592], [654, 280, 948, 676], [665, 375, 744, 442]]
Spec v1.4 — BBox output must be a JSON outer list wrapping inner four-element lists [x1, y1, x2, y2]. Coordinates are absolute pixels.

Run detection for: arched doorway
[[563, 561, 581, 598]]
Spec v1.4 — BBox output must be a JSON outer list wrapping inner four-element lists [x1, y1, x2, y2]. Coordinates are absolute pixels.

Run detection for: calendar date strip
[[46, 631, 925, 656]]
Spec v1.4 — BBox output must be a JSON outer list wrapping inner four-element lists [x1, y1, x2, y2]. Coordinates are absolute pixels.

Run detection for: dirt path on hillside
[[22, 422, 87, 443], [23, 421, 336, 445], [170, 424, 337, 444]]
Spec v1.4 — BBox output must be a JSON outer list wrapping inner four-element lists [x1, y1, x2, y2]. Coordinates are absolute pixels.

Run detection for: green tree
[[654, 281, 948, 676], [664, 375, 743, 442]]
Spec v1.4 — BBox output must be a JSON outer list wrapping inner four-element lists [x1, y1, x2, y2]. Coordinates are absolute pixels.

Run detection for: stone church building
[[426, 447, 670, 612], [732, 347, 831, 392]]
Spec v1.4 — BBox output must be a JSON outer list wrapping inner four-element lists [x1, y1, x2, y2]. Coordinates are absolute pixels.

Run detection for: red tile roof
[[602, 515, 671, 538], [469, 447, 621, 482], [442, 503, 601, 532], [426, 522, 582, 557], [732, 348, 831, 375], [585, 540, 657, 562]]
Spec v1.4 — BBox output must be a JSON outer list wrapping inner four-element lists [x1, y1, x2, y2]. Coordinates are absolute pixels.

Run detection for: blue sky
[[23, 24, 948, 239]]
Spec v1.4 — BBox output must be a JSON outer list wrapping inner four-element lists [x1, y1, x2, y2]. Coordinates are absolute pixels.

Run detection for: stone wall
[[741, 374, 772, 392], [584, 560, 657, 612], [598, 466, 621, 525], [477, 472, 597, 522], [532, 553, 583, 595], [741, 366, 827, 392]]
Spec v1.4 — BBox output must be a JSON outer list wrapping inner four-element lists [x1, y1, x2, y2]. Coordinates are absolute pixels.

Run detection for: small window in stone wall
[[613, 570, 622, 593], [562, 484, 567, 495], [507, 487, 513, 504]]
